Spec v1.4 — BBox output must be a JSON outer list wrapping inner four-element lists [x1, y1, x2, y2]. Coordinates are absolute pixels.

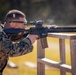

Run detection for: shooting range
[[0, 0, 76, 75]]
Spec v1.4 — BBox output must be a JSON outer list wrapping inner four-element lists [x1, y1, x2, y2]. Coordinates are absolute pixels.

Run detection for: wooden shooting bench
[[37, 33, 76, 75]]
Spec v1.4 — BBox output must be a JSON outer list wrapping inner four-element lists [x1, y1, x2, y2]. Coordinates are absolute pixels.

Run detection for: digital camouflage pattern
[[0, 32, 33, 75]]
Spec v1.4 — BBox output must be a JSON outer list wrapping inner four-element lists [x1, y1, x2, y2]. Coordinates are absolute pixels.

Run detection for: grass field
[[3, 37, 72, 75]]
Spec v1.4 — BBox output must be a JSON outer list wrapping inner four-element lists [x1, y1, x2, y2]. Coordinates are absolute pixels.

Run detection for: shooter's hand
[[27, 34, 38, 44]]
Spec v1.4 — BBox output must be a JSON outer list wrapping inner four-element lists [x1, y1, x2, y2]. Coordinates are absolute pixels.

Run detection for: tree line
[[0, 0, 76, 25]]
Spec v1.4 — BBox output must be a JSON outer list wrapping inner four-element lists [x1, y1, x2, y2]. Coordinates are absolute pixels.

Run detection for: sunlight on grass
[[3, 37, 72, 75]]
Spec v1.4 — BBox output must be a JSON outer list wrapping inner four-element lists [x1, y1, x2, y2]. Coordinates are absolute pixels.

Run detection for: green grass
[[3, 37, 71, 75]]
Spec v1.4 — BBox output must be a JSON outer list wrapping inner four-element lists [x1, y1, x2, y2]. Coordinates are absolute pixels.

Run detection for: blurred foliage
[[0, 0, 76, 25]]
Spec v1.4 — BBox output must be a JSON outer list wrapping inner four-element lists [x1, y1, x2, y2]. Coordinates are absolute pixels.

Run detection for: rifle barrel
[[47, 27, 76, 33]]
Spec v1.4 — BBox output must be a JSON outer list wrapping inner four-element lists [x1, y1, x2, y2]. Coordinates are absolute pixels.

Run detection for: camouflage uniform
[[0, 32, 33, 75]]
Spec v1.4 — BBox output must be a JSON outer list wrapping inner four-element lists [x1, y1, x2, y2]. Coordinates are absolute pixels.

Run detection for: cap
[[6, 9, 26, 18]]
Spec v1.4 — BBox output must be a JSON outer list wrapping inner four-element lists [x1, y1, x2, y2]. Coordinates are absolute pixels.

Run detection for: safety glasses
[[9, 21, 27, 25]]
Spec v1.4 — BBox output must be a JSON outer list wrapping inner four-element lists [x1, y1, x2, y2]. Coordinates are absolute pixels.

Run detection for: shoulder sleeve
[[1, 37, 33, 57], [0, 32, 7, 40]]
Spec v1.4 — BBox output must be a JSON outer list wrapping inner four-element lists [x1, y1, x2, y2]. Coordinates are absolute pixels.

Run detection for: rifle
[[3, 20, 76, 49]]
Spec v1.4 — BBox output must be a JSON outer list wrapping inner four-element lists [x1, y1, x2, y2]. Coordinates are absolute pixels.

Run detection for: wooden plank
[[70, 39, 76, 75], [38, 58, 71, 72], [59, 39, 66, 75], [48, 33, 76, 39], [37, 39, 45, 75]]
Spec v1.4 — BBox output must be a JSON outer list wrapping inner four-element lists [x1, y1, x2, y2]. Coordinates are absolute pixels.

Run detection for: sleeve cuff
[[22, 37, 33, 51]]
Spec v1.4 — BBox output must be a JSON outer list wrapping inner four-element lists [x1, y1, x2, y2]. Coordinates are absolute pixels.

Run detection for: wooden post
[[70, 38, 76, 75], [37, 39, 45, 75], [59, 39, 66, 75]]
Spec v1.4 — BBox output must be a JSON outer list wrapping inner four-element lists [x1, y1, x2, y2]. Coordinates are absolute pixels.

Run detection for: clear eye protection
[[9, 20, 27, 25]]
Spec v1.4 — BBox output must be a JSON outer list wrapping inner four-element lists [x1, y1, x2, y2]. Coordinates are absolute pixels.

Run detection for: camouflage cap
[[5, 9, 27, 24]]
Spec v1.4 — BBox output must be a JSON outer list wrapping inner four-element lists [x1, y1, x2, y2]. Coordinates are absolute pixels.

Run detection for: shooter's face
[[4, 17, 27, 29]]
